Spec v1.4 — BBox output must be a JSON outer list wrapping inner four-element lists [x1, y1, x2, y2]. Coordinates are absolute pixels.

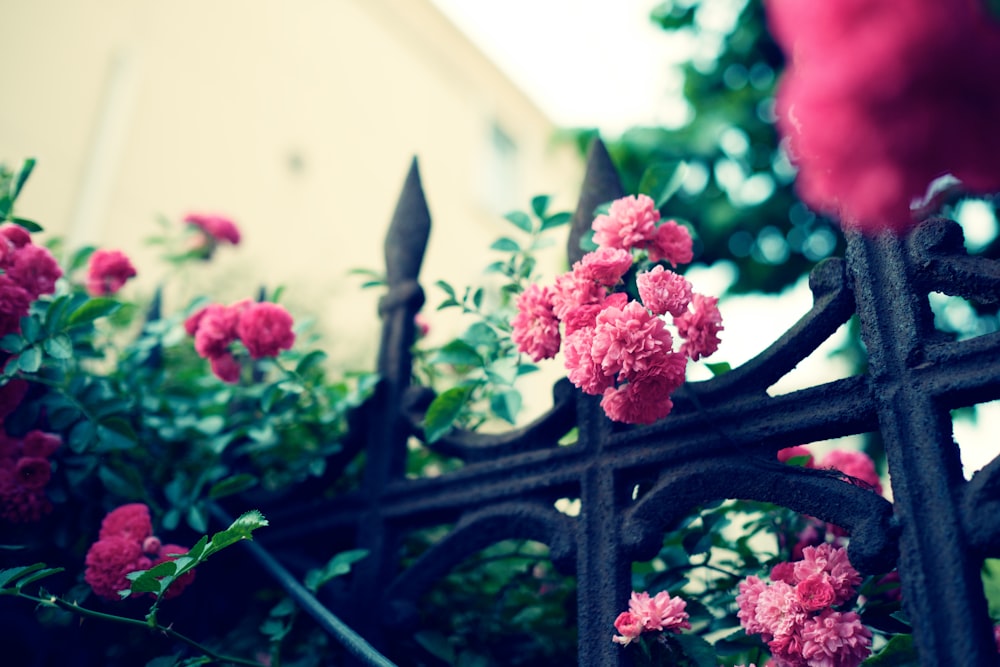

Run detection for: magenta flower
[[592, 194, 659, 251], [0, 275, 32, 337], [7, 244, 62, 299], [511, 284, 561, 362], [563, 327, 615, 395], [210, 352, 242, 384], [793, 544, 862, 607], [84, 536, 151, 600], [636, 265, 693, 317], [184, 212, 241, 245], [675, 293, 723, 361], [14, 457, 51, 490], [98, 503, 153, 542], [236, 302, 295, 359], [0, 224, 31, 248], [551, 268, 606, 320], [21, 430, 61, 458], [600, 374, 678, 425], [86, 504, 197, 601], [628, 590, 691, 634], [768, 0, 1000, 233], [778, 445, 815, 467], [755, 580, 806, 640], [86, 249, 137, 296], [192, 303, 241, 359]]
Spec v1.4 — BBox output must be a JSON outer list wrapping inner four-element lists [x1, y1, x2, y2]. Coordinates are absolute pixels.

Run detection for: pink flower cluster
[[0, 389, 61, 524], [0, 223, 62, 337], [185, 300, 296, 383], [84, 503, 195, 601], [612, 589, 691, 646], [86, 249, 137, 296], [511, 195, 722, 424], [767, 0, 1000, 233], [737, 544, 870, 667]]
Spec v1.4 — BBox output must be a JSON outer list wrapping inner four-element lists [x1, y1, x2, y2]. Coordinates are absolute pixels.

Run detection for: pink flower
[[236, 302, 295, 359], [636, 265, 693, 317], [86, 249, 137, 296], [737, 575, 770, 636], [576, 247, 634, 286], [99, 503, 154, 542], [210, 352, 242, 384], [6, 244, 62, 299], [591, 301, 675, 379], [611, 611, 644, 646], [601, 376, 675, 425], [184, 212, 241, 245], [511, 284, 561, 362], [627, 590, 691, 633], [563, 293, 628, 336], [770, 561, 798, 585], [819, 449, 882, 495], [647, 220, 693, 267], [84, 536, 150, 600], [21, 430, 61, 458], [793, 544, 861, 607], [592, 195, 659, 251], [799, 609, 872, 667], [551, 268, 606, 320], [754, 581, 807, 640], [563, 327, 615, 395], [767, 0, 1000, 233], [796, 575, 837, 612], [675, 293, 723, 361]]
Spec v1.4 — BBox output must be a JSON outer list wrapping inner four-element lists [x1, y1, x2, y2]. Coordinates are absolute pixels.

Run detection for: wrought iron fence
[[235, 139, 1000, 666]]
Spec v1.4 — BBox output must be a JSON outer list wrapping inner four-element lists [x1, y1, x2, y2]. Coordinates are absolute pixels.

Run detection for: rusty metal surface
[[251, 142, 1000, 665]]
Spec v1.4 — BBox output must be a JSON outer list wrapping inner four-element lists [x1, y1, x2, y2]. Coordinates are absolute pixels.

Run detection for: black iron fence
[[238, 139, 1000, 666]]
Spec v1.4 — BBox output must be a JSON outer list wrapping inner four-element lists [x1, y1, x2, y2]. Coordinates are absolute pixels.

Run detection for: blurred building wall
[[0, 0, 583, 363]]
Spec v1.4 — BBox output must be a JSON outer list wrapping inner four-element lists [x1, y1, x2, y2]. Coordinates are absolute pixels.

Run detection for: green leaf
[[0, 563, 45, 589], [14, 567, 65, 590], [66, 298, 121, 326], [435, 280, 456, 299], [530, 194, 550, 218], [638, 161, 689, 209], [540, 211, 572, 230], [10, 158, 36, 200], [186, 505, 207, 533], [489, 389, 521, 425], [860, 634, 917, 666], [304, 549, 369, 593], [705, 361, 732, 376], [209, 474, 258, 499], [431, 340, 482, 367], [671, 633, 716, 667], [186, 535, 210, 562], [207, 510, 269, 555], [489, 237, 520, 252], [414, 630, 456, 664], [295, 349, 327, 375], [10, 217, 42, 233], [95, 423, 137, 452], [15, 346, 42, 373], [43, 334, 73, 359], [0, 334, 24, 353], [423, 386, 471, 443], [504, 210, 533, 233]]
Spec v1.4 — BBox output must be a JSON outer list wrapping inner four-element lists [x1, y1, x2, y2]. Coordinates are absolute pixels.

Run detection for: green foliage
[[415, 195, 569, 441]]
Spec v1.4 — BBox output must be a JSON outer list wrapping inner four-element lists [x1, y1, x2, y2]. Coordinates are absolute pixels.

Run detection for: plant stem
[[18, 592, 266, 667]]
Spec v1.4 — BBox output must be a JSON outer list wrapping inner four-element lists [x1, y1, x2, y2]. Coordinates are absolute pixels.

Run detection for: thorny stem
[[16, 592, 267, 667]]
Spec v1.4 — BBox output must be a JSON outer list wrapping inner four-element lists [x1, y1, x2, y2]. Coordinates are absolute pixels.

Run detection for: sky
[[429, 0, 689, 134], [429, 0, 1000, 478]]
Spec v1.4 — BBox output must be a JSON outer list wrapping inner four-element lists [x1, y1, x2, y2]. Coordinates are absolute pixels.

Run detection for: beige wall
[[0, 0, 582, 365]]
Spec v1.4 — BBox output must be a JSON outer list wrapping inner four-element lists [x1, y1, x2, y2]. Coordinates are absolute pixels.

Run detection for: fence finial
[[568, 137, 625, 264]]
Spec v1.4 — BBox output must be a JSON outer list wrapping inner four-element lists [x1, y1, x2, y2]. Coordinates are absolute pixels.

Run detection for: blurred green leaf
[[10, 158, 36, 200], [208, 474, 258, 499], [638, 161, 689, 209], [424, 386, 471, 443], [504, 211, 533, 233], [304, 549, 368, 593], [67, 298, 121, 326]]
